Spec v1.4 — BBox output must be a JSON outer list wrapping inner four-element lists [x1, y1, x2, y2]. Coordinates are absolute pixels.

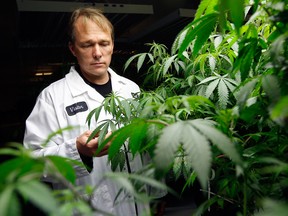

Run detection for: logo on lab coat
[[66, 101, 88, 116]]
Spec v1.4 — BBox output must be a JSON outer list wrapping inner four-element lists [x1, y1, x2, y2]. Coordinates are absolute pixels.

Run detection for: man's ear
[[68, 42, 76, 56]]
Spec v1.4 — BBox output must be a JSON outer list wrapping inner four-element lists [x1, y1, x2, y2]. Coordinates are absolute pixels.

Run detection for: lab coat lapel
[[109, 68, 125, 95], [66, 66, 104, 103]]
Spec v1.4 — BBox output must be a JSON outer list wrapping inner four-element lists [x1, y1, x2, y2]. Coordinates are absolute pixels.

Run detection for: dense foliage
[[121, 0, 288, 215]]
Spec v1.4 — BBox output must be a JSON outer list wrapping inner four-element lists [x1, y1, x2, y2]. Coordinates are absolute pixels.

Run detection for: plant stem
[[146, 119, 170, 126], [243, 176, 247, 216]]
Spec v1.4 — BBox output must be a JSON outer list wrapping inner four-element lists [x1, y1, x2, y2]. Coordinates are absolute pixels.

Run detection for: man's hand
[[76, 130, 112, 157]]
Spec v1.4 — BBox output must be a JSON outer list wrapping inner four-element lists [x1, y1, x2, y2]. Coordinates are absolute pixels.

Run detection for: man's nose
[[92, 44, 102, 58]]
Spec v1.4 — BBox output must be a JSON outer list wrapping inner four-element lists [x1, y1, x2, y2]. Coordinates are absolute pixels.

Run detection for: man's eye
[[101, 43, 110, 47], [82, 44, 91, 48]]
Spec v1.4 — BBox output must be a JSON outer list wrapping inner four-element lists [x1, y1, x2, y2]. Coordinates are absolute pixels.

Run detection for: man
[[24, 7, 147, 215]]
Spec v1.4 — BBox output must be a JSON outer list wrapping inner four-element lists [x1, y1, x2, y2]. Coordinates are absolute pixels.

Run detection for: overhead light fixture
[[16, 0, 153, 14], [35, 72, 53, 76]]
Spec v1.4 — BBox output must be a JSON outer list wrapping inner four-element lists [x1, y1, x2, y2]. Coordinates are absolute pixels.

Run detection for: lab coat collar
[[66, 66, 126, 98]]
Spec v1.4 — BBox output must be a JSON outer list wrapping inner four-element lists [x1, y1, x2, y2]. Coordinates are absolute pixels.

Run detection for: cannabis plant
[[119, 0, 288, 215]]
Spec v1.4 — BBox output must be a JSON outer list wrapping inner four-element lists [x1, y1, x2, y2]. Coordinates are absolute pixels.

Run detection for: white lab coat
[[24, 66, 149, 215]]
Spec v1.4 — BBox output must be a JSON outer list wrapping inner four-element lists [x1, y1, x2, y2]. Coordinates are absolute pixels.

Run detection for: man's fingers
[[79, 131, 112, 157], [105, 131, 112, 138], [94, 149, 109, 157]]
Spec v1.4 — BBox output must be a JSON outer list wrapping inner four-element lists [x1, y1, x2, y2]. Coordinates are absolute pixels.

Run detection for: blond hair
[[68, 7, 114, 43]]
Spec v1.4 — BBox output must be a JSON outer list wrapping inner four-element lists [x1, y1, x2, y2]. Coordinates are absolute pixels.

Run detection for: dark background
[[0, 0, 200, 147]]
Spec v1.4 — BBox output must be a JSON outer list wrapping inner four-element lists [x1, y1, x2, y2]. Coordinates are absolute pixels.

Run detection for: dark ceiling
[[0, 0, 200, 144], [16, 0, 200, 73]]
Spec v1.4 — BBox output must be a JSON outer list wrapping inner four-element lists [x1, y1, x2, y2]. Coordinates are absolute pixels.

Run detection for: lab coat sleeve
[[24, 96, 89, 179]]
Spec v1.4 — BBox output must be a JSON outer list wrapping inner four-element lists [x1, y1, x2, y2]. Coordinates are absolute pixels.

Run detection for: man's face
[[69, 17, 114, 84]]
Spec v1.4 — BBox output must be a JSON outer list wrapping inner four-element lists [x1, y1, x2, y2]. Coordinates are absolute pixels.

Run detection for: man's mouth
[[92, 62, 104, 66]]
